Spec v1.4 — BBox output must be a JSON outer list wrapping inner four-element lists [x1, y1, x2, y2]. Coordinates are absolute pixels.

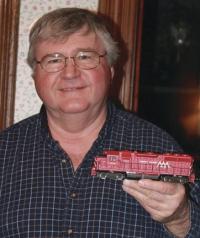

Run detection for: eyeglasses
[[35, 51, 107, 73]]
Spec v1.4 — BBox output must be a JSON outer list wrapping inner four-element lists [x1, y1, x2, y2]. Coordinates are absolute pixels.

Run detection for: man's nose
[[61, 57, 79, 77]]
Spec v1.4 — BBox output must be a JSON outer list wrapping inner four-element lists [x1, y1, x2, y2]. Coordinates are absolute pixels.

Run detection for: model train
[[91, 150, 196, 183]]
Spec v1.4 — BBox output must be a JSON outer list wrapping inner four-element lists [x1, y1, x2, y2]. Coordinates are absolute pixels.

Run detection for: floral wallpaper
[[15, 0, 98, 123]]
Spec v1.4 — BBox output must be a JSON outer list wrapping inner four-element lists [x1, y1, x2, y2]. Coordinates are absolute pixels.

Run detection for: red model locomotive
[[91, 150, 195, 183]]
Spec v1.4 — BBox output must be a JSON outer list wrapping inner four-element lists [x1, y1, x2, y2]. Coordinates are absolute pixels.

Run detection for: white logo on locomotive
[[157, 161, 170, 168]]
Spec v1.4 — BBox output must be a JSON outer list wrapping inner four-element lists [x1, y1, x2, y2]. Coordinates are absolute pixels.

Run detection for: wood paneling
[[0, 0, 20, 130], [98, 0, 144, 111]]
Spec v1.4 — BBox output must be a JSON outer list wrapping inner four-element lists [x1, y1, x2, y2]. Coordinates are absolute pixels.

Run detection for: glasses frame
[[35, 51, 107, 73]]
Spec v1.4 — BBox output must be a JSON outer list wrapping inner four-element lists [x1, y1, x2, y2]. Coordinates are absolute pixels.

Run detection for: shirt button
[[67, 228, 73, 235], [70, 192, 77, 198], [62, 159, 67, 164]]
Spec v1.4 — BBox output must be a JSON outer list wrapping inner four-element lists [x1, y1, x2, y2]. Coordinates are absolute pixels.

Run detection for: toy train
[[91, 150, 196, 183]]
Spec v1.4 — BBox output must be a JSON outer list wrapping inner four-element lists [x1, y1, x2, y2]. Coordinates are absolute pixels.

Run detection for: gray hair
[[27, 8, 119, 69]]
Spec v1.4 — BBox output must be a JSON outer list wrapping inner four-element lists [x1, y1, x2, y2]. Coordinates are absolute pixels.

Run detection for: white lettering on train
[[157, 161, 170, 168]]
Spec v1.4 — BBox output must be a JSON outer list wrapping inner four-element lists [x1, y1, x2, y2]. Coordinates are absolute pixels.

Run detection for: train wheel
[[97, 172, 108, 179], [114, 173, 125, 180], [97, 172, 125, 180], [160, 175, 173, 182], [178, 176, 188, 184], [160, 175, 189, 184]]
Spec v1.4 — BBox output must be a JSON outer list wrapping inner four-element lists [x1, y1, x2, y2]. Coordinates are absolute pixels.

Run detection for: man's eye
[[77, 52, 93, 60], [81, 55, 90, 60], [47, 58, 63, 64]]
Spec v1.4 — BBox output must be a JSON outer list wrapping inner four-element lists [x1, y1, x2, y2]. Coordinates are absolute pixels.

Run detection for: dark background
[[138, 0, 200, 157]]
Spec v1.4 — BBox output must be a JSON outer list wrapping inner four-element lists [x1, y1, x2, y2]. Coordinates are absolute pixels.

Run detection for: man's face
[[33, 28, 114, 116]]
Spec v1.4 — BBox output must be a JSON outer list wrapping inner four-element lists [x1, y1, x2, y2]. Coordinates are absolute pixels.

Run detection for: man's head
[[27, 8, 119, 70], [28, 8, 119, 117]]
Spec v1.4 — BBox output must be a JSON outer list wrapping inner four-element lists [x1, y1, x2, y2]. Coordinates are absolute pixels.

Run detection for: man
[[0, 8, 199, 238]]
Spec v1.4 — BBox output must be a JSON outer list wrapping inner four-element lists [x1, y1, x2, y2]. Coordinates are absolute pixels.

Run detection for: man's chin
[[59, 104, 89, 114]]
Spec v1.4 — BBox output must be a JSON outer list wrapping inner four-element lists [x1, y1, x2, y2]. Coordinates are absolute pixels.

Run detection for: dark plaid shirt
[[0, 101, 200, 238]]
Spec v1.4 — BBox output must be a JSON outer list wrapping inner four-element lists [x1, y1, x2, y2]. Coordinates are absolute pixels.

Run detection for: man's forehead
[[35, 31, 104, 57], [37, 28, 99, 45]]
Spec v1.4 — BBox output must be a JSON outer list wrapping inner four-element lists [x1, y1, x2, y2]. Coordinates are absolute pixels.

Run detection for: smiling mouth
[[60, 87, 84, 92]]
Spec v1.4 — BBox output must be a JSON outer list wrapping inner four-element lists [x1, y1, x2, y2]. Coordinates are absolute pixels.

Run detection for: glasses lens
[[39, 51, 105, 72], [42, 54, 65, 72], [74, 51, 99, 69]]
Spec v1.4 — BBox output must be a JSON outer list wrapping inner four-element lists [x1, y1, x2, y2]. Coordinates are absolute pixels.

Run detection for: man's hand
[[122, 179, 190, 238]]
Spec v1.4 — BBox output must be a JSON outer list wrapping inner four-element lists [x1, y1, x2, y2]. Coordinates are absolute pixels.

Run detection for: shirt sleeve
[[162, 181, 200, 238], [184, 181, 200, 237]]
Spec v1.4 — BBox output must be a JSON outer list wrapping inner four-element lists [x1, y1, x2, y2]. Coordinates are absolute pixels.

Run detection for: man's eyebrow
[[74, 47, 97, 52]]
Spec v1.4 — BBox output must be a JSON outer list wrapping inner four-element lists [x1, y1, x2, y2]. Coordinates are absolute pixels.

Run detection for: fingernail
[[138, 179, 145, 186]]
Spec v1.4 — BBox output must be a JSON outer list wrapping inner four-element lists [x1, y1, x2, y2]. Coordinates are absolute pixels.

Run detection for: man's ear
[[31, 68, 36, 80]]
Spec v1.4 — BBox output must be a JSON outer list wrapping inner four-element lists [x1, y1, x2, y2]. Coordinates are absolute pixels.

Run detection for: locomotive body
[[91, 150, 195, 183]]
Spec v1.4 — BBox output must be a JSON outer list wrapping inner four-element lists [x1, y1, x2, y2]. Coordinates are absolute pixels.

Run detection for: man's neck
[[46, 106, 107, 170], [46, 105, 107, 138]]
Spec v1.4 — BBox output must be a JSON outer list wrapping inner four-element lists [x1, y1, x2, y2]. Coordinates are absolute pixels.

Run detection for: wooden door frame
[[98, 0, 144, 111], [0, 0, 20, 130]]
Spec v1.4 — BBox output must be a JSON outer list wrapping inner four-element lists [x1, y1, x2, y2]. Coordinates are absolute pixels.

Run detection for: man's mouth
[[60, 86, 84, 92]]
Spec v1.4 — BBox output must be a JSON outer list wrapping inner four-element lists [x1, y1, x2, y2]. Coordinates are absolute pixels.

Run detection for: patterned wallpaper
[[15, 0, 98, 123]]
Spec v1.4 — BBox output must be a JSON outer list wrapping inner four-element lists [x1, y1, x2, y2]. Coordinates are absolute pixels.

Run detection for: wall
[[15, 0, 98, 123]]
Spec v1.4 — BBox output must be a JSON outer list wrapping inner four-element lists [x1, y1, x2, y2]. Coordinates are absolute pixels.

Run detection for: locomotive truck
[[91, 150, 195, 183]]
